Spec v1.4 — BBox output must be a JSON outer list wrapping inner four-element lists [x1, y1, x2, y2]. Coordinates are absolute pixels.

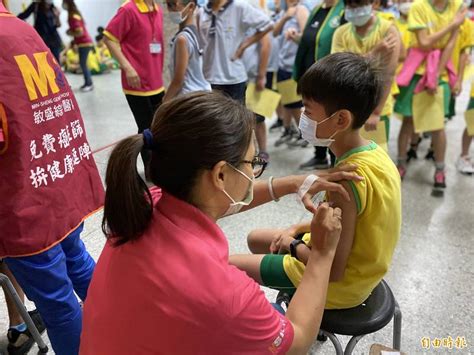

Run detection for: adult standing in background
[[104, 0, 164, 168], [292, 0, 345, 170], [18, 0, 63, 62], [63, 0, 94, 92]]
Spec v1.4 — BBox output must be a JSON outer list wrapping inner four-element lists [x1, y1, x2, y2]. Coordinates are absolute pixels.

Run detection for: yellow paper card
[[465, 109, 474, 136], [276, 79, 301, 105], [245, 83, 281, 118], [361, 121, 388, 152], [412, 89, 445, 133]]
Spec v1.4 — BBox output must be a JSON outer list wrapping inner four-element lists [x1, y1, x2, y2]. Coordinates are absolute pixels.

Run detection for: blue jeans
[[78, 47, 93, 86], [6, 223, 95, 355]]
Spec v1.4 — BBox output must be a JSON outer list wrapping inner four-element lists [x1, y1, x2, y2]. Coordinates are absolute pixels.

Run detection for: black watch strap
[[290, 239, 306, 259]]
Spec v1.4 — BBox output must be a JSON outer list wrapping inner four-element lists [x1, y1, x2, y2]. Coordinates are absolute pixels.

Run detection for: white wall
[[9, 0, 123, 45]]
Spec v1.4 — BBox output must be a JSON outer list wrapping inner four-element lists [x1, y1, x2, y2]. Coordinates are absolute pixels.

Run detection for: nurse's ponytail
[[103, 91, 255, 245]]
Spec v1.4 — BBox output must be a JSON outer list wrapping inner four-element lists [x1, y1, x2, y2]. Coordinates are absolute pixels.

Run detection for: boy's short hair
[[297, 52, 384, 129]]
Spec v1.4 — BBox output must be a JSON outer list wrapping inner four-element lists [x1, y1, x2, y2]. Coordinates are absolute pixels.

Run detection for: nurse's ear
[[210, 160, 229, 191]]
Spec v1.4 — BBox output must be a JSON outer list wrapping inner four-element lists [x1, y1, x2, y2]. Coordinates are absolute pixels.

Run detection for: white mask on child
[[398, 2, 412, 15], [345, 5, 373, 27], [222, 164, 254, 217], [168, 9, 188, 24], [299, 111, 339, 147]]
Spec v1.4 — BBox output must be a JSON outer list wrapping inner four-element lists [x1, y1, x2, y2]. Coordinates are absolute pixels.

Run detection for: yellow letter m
[[14, 52, 60, 101]]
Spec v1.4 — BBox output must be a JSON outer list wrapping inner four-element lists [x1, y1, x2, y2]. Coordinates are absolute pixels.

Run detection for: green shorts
[[381, 115, 390, 140], [468, 97, 474, 111], [394, 75, 451, 118], [260, 254, 296, 295]]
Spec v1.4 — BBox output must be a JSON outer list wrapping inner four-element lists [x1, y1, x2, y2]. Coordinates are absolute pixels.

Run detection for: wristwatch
[[290, 239, 306, 259]]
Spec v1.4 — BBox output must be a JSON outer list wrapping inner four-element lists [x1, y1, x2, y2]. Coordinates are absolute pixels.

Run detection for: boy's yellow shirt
[[331, 17, 395, 116], [451, 20, 474, 77], [283, 141, 402, 309]]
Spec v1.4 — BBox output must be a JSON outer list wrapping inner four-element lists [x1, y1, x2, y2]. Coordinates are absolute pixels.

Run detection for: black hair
[[297, 52, 384, 129], [102, 91, 255, 245], [343, 0, 374, 6]]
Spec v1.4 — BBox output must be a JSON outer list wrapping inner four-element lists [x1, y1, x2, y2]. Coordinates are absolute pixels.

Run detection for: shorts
[[447, 96, 456, 120], [260, 254, 296, 296], [255, 114, 265, 123], [468, 97, 474, 111], [266, 71, 276, 91], [381, 115, 390, 140], [277, 69, 303, 109], [394, 75, 451, 118], [211, 82, 247, 105]]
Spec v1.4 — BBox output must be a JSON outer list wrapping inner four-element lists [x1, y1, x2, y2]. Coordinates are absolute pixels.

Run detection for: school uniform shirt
[[451, 19, 474, 77], [169, 25, 211, 95], [104, 0, 164, 96], [332, 17, 395, 117], [283, 142, 401, 309], [80, 188, 294, 354], [408, 0, 463, 75], [268, 11, 283, 73], [0, 3, 104, 257], [68, 13, 93, 47], [242, 29, 261, 81], [197, 0, 272, 85], [277, 10, 301, 73]]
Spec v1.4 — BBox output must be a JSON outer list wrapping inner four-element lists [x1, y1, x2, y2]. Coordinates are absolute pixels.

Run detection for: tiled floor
[[1, 70, 473, 354]]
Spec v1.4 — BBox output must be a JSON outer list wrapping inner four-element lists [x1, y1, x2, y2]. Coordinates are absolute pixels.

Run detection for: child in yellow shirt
[[230, 52, 401, 310], [331, 0, 401, 148]]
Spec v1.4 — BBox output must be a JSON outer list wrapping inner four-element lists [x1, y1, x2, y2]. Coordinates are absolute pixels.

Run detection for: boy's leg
[[461, 127, 472, 157], [60, 223, 95, 301], [432, 128, 447, 187], [229, 254, 296, 295], [247, 228, 283, 254], [397, 116, 414, 178], [6, 245, 83, 355]]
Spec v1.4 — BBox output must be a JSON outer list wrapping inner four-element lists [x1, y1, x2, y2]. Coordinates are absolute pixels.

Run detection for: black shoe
[[299, 156, 330, 170], [269, 118, 283, 132], [425, 149, 435, 161], [407, 147, 418, 163], [7, 310, 46, 355], [275, 128, 294, 147]]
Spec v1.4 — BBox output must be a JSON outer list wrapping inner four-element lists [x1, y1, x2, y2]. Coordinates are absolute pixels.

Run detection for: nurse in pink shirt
[[104, 0, 165, 167], [81, 91, 357, 354]]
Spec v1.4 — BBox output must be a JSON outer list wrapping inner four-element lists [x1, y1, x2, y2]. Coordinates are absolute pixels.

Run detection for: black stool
[[0, 273, 49, 353], [277, 280, 402, 355]]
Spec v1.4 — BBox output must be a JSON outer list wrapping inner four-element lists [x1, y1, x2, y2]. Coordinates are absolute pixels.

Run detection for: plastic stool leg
[[320, 330, 344, 355], [393, 301, 402, 350], [0, 274, 49, 353], [344, 335, 364, 355]]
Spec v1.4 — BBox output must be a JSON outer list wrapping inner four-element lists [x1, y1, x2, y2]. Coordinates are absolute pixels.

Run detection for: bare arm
[[163, 36, 189, 102], [453, 49, 470, 96], [104, 37, 141, 89], [273, 9, 292, 36], [286, 204, 342, 355], [256, 33, 271, 91], [414, 8, 466, 50], [232, 26, 273, 61]]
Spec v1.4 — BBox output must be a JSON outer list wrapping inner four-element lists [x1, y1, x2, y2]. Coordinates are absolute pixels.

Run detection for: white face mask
[[222, 164, 254, 217], [398, 2, 412, 15], [345, 5, 373, 27], [168, 7, 189, 24], [299, 111, 339, 147]]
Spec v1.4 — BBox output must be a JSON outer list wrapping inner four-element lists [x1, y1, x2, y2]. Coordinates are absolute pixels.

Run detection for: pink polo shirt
[[80, 188, 293, 354], [104, 0, 164, 96], [68, 14, 93, 47]]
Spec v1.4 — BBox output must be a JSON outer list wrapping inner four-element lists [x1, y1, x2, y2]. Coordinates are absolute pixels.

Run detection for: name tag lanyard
[[148, 7, 161, 54]]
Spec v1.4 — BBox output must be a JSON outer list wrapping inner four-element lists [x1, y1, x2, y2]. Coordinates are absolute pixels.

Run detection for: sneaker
[[7, 310, 46, 355], [299, 156, 330, 170], [425, 149, 435, 161], [269, 118, 283, 132], [80, 84, 94, 92], [287, 136, 308, 148], [456, 156, 474, 175], [397, 165, 407, 180], [434, 170, 446, 189], [275, 128, 294, 147], [407, 147, 418, 163]]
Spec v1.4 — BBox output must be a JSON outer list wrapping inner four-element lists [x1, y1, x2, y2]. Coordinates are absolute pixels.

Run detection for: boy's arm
[[366, 25, 401, 131], [232, 26, 273, 61], [327, 181, 357, 281], [454, 49, 470, 96], [256, 33, 271, 91], [163, 36, 189, 102]]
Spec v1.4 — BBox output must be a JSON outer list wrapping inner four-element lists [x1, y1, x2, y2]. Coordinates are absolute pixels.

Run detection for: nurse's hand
[[301, 164, 363, 213], [125, 67, 141, 89], [310, 203, 342, 253]]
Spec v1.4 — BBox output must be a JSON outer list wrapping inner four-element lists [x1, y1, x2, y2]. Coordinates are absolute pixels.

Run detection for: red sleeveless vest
[[0, 4, 104, 257]]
